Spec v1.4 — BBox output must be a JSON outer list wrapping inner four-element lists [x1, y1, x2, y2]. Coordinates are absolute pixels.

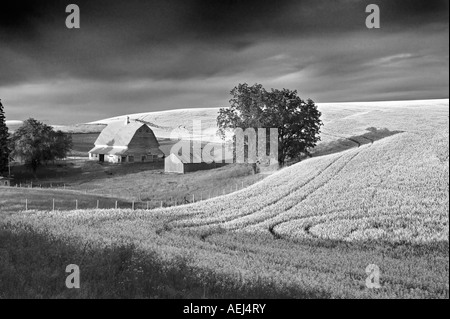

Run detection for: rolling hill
[[4, 99, 449, 298]]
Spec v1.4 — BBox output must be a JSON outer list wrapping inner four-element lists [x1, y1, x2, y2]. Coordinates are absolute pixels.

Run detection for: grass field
[[0, 187, 132, 219], [1, 99, 448, 299], [7, 160, 266, 205]]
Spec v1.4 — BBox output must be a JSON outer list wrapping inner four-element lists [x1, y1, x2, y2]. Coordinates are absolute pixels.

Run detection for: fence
[[9, 181, 250, 212], [18, 193, 232, 212], [10, 180, 248, 197]]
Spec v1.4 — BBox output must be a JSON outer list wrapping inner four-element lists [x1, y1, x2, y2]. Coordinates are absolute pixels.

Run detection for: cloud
[[0, 0, 448, 123]]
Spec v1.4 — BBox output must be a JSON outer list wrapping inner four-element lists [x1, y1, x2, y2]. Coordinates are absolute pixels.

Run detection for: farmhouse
[[164, 145, 225, 174], [89, 117, 164, 164]]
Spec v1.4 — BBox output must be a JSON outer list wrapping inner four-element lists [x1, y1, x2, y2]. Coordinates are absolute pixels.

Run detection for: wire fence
[[17, 193, 234, 212], [7, 181, 251, 212]]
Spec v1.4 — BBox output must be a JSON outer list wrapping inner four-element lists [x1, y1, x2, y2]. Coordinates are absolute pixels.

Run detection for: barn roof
[[94, 121, 149, 147]]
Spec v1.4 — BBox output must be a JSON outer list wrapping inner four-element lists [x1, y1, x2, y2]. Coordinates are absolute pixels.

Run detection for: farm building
[[0, 176, 11, 186], [164, 144, 227, 174], [88, 117, 164, 164]]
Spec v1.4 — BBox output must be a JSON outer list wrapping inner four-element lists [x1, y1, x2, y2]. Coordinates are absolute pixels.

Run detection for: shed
[[0, 176, 11, 186], [164, 145, 226, 174]]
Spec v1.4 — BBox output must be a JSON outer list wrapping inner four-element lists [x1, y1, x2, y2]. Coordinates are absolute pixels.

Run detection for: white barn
[[89, 117, 164, 164]]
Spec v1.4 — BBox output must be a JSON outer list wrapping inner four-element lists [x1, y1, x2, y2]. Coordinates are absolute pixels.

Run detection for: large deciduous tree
[[217, 83, 323, 167], [0, 99, 10, 175], [9, 118, 73, 174]]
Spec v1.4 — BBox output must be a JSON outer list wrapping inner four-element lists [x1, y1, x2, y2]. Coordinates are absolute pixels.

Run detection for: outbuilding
[[164, 147, 225, 174], [0, 176, 11, 186]]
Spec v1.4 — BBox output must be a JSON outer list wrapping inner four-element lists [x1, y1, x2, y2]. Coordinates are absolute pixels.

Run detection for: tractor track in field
[[163, 153, 346, 232], [174, 153, 350, 241], [189, 130, 371, 232], [268, 141, 374, 241], [225, 152, 359, 232], [200, 146, 364, 242], [159, 131, 374, 242]]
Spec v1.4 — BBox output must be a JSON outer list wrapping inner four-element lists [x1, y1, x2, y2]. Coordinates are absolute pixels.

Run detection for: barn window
[[129, 156, 134, 163], [141, 156, 146, 162]]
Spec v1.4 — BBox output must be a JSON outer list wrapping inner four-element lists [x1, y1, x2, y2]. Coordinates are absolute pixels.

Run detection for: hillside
[[7, 99, 448, 142], [4, 99, 449, 298], [87, 99, 449, 143]]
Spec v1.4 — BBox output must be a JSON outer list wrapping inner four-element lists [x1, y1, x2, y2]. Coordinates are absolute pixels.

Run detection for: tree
[[48, 131, 73, 162], [9, 118, 73, 174], [217, 83, 323, 168], [0, 99, 10, 175]]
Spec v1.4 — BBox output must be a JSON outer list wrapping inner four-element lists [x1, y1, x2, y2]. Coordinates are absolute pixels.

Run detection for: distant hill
[[7, 99, 449, 141], [6, 120, 106, 134], [88, 107, 221, 142], [87, 99, 449, 142], [5, 120, 24, 132]]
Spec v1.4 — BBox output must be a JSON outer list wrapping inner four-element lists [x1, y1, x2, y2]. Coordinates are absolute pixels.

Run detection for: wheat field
[[3, 100, 449, 298]]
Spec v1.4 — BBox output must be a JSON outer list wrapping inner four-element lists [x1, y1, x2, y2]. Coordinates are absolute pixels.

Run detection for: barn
[[88, 117, 164, 164], [164, 146, 225, 174]]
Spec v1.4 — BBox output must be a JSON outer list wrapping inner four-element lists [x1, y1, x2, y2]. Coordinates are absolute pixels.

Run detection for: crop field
[[1, 100, 449, 299]]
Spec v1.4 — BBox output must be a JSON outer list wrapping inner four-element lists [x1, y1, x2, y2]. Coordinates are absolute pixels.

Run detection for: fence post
[[132, 201, 135, 210], [52, 199, 55, 211], [115, 201, 118, 209], [75, 200, 78, 210], [192, 194, 195, 203], [25, 199, 28, 211], [97, 200, 99, 209], [160, 201, 163, 208]]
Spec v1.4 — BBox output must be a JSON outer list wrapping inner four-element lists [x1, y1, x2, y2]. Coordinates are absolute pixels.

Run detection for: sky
[[0, 0, 448, 124]]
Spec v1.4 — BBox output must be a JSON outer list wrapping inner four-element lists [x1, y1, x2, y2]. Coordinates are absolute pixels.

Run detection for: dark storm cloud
[[0, 0, 448, 123]]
